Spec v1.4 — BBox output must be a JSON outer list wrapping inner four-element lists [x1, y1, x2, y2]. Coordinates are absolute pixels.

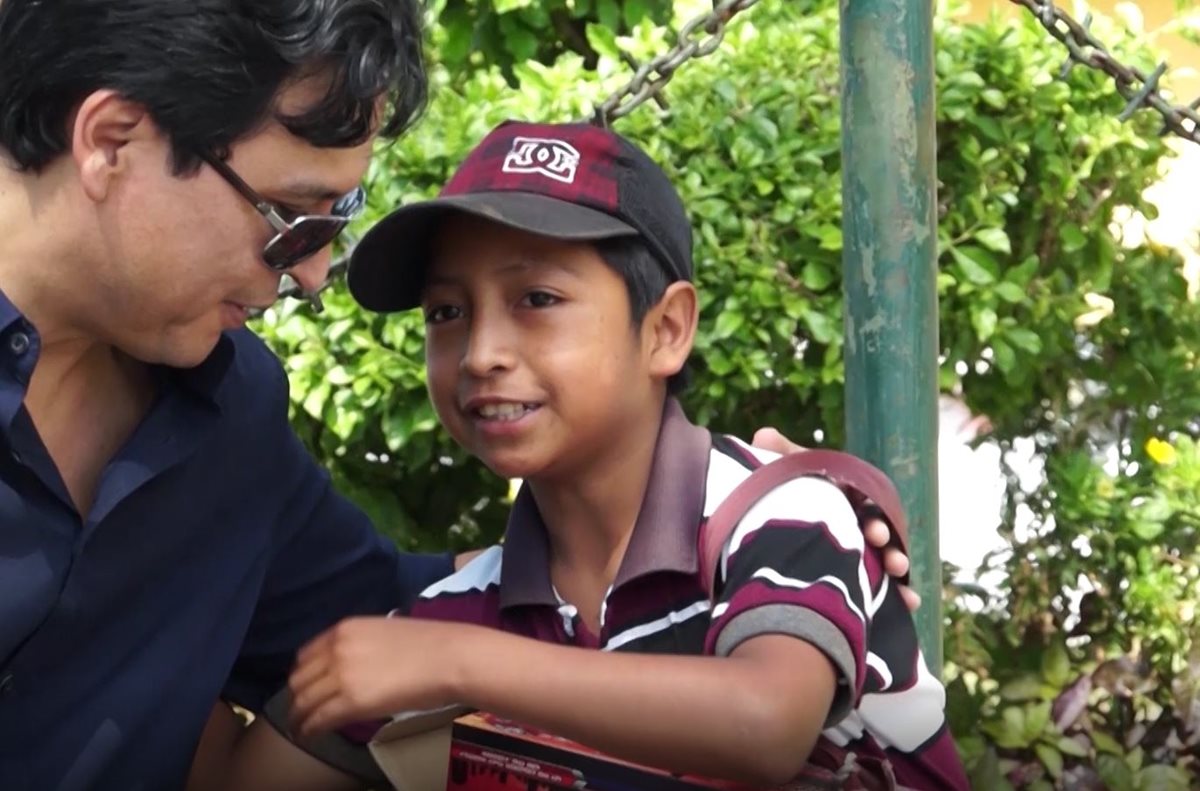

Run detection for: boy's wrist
[[442, 623, 494, 707]]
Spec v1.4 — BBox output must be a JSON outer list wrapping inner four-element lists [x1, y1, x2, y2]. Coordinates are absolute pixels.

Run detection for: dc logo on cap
[[502, 137, 580, 184]]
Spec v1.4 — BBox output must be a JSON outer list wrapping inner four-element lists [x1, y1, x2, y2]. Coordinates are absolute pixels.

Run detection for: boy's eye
[[424, 304, 462, 324], [522, 291, 560, 308]]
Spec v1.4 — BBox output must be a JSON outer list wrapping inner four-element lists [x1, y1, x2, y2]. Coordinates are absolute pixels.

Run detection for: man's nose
[[288, 247, 335, 295]]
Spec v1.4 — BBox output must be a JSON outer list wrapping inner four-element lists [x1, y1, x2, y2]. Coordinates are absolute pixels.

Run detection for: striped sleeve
[[703, 474, 872, 727]]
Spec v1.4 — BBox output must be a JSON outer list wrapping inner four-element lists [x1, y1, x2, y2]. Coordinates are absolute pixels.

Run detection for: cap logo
[[501, 136, 580, 184]]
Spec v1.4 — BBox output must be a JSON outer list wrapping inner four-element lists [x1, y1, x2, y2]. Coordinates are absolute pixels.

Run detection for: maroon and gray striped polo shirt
[[405, 400, 968, 789]]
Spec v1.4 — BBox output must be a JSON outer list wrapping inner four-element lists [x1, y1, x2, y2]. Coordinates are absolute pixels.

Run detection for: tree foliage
[[254, 0, 1200, 784]]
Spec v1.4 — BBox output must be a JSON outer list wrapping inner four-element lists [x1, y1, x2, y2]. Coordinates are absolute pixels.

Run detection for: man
[[0, 2, 912, 789]]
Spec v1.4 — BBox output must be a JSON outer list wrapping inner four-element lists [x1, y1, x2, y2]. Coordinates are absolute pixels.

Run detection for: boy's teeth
[[477, 403, 532, 420]]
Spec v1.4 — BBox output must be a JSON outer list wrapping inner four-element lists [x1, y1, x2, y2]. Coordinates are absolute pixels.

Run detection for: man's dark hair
[[593, 236, 691, 395], [0, 0, 427, 174]]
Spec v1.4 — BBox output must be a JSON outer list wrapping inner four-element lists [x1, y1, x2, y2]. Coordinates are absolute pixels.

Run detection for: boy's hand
[[751, 427, 921, 612], [288, 616, 472, 739]]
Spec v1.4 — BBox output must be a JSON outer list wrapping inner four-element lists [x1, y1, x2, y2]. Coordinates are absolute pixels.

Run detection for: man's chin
[[126, 330, 224, 371]]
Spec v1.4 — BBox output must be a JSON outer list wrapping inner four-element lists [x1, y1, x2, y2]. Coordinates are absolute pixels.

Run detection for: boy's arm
[[290, 619, 835, 787]]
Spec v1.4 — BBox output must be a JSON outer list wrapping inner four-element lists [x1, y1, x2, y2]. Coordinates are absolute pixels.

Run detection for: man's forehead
[[232, 122, 374, 194]]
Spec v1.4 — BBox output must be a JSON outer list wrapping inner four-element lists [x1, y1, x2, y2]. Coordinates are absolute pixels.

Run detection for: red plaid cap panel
[[441, 122, 622, 213]]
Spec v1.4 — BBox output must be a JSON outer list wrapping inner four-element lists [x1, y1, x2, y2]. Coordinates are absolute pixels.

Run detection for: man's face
[[422, 214, 659, 482], [87, 80, 374, 368]]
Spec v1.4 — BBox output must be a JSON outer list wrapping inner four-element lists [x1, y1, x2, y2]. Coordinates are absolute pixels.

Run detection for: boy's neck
[[527, 398, 669, 589]]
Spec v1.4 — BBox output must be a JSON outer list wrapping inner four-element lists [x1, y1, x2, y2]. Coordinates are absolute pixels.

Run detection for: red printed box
[[445, 712, 750, 791]]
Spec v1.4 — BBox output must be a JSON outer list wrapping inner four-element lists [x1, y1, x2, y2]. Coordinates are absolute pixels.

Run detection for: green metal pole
[[838, 0, 942, 672]]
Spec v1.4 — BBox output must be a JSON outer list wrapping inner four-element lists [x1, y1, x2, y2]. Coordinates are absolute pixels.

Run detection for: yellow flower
[[1145, 437, 1178, 465]]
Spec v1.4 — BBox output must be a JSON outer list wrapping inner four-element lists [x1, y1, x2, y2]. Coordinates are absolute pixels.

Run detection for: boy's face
[[422, 214, 661, 481]]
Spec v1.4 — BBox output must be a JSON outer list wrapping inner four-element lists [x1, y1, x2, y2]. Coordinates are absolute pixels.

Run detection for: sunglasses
[[199, 152, 365, 271]]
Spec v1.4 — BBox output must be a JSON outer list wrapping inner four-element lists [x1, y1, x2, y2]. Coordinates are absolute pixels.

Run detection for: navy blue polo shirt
[[0, 291, 454, 791]]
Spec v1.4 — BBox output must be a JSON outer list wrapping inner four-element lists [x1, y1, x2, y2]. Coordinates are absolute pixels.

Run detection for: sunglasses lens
[[263, 217, 347, 270]]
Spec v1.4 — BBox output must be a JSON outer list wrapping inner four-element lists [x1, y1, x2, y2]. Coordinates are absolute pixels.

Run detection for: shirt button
[[8, 332, 29, 355], [0, 673, 14, 697]]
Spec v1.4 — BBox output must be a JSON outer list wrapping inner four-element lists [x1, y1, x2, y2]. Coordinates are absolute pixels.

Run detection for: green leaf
[[1057, 735, 1089, 758], [492, 0, 533, 11], [1136, 765, 1190, 791], [1035, 743, 1063, 779], [995, 282, 1026, 303], [1007, 328, 1043, 355], [976, 227, 1012, 254], [981, 88, 1008, 109], [595, 0, 620, 31], [1061, 223, 1087, 253], [1097, 755, 1135, 791], [951, 246, 999, 285], [585, 22, 621, 60], [622, 0, 649, 28], [502, 24, 539, 61], [1024, 701, 1052, 740], [992, 339, 1016, 375], [802, 263, 836, 291], [973, 306, 998, 341], [1131, 520, 1166, 541], [1041, 641, 1071, 687], [802, 309, 841, 345], [999, 674, 1044, 701], [713, 310, 745, 340], [1092, 731, 1123, 755], [816, 224, 842, 251], [1006, 255, 1040, 285]]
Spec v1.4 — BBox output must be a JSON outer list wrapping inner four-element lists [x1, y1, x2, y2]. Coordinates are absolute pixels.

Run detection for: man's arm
[[186, 704, 362, 791]]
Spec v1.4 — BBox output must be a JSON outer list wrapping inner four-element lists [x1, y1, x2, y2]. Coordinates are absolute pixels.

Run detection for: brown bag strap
[[699, 449, 910, 598]]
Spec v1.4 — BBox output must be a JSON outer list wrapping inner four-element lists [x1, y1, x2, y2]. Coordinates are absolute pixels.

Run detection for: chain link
[[591, 0, 761, 126], [1010, 0, 1200, 144]]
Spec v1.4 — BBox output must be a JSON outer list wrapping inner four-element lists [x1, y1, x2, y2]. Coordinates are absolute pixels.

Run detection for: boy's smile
[[423, 214, 659, 482], [463, 396, 544, 437]]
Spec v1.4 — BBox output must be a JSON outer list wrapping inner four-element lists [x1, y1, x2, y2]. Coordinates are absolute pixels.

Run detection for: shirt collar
[[0, 288, 23, 335], [499, 397, 713, 610]]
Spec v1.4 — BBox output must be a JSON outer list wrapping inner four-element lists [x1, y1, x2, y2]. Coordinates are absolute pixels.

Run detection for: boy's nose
[[461, 321, 516, 378]]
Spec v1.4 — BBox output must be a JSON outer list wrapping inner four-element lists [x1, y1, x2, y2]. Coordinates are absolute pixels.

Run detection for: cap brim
[[348, 191, 638, 313]]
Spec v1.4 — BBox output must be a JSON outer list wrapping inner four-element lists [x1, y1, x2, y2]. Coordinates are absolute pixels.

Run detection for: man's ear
[[644, 281, 698, 382], [71, 89, 156, 202]]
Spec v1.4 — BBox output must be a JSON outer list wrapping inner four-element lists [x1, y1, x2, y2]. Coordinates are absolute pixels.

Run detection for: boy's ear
[[644, 281, 698, 381]]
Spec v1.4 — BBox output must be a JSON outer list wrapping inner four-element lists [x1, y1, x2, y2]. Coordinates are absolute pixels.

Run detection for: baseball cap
[[347, 120, 693, 313]]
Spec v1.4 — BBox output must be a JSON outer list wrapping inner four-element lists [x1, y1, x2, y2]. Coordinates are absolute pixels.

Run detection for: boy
[[225, 120, 966, 790]]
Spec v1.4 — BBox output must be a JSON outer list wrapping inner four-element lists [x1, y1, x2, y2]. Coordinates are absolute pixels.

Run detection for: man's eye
[[522, 291, 560, 308], [424, 305, 461, 324], [276, 204, 303, 222]]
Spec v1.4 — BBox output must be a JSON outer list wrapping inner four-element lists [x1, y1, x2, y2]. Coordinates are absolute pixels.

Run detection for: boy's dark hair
[[0, 0, 427, 174], [593, 236, 691, 395]]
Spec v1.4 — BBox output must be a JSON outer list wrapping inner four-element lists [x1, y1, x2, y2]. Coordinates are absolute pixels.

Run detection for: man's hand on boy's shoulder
[[750, 427, 922, 613]]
